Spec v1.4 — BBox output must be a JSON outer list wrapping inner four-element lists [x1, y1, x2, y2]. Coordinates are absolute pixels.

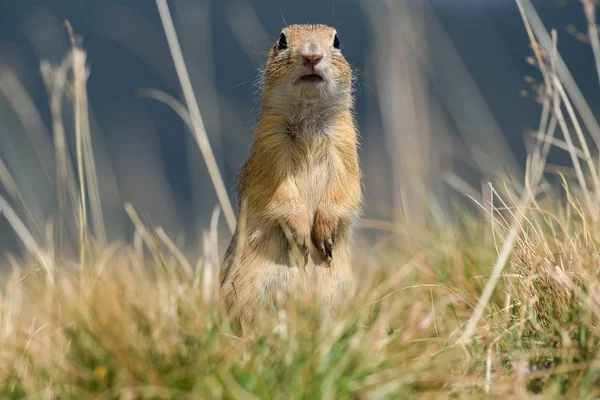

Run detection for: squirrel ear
[[277, 32, 288, 51]]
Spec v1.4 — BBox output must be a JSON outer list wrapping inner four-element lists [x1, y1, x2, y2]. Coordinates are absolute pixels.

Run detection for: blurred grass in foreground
[[3, 0, 600, 398]]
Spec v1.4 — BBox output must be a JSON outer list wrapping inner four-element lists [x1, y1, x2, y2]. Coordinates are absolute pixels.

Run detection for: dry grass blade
[[156, 227, 193, 277], [65, 21, 107, 250], [553, 75, 600, 193], [527, 130, 586, 159], [201, 232, 215, 305], [458, 204, 526, 345], [124, 202, 166, 269], [0, 68, 56, 200], [209, 205, 221, 283], [552, 78, 591, 205], [155, 0, 236, 233], [41, 56, 81, 261], [443, 172, 483, 206], [519, 0, 600, 150], [582, 0, 600, 86], [0, 193, 40, 256], [136, 88, 192, 126], [66, 31, 88, 264], [0, 156, 42, 242]]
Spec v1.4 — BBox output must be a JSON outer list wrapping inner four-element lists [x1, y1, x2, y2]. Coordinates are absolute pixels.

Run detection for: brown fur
[[220, 24, 362, 327]]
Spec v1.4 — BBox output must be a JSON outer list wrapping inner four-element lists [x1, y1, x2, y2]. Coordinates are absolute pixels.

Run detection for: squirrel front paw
[[280, 213, 311, 266], [312, 211, 337, 266]]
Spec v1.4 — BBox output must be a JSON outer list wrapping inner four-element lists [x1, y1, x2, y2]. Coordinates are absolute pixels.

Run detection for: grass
[[3, 0, 600, 398], [3, 197, 600, 398]]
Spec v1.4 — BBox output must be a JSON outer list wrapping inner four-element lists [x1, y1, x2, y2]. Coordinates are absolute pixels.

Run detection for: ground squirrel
[[220, 24, 362, 326]]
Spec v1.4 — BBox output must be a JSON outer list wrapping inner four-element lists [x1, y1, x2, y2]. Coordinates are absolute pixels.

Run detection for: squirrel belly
[[220, 24, 362, 327]]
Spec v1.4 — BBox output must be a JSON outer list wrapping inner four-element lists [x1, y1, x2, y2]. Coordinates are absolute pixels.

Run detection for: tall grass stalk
[[155, 0, 236, 233]]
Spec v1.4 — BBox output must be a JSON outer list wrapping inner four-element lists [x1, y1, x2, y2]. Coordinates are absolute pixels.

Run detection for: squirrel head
[[261, 24, 353, 112]]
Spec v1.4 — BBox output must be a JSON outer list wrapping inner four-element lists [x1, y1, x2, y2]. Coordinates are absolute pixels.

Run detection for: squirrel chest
[[287, 134, 338, 217]]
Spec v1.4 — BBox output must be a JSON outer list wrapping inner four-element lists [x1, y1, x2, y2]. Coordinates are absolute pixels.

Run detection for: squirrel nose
[[302, 43, 324, 67], [303, 54, 323, 67]]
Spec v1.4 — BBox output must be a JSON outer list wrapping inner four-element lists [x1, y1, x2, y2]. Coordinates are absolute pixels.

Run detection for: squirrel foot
[[312, 212, 337, 266]]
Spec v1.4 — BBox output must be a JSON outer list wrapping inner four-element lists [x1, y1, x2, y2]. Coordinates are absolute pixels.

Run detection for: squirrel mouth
[[298, 74, 324, 83]]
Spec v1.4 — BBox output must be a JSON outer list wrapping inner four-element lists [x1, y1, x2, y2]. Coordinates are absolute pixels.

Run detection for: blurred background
[[0, 0, 596, 260]]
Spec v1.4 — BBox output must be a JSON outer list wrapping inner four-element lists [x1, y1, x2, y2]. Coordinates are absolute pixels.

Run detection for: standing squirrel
[[220, 24, 362, 326]]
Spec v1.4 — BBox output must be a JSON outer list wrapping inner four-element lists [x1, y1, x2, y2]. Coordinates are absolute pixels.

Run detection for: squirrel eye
[[277, 33, 287, 51], [333, 34, 340, 49]]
